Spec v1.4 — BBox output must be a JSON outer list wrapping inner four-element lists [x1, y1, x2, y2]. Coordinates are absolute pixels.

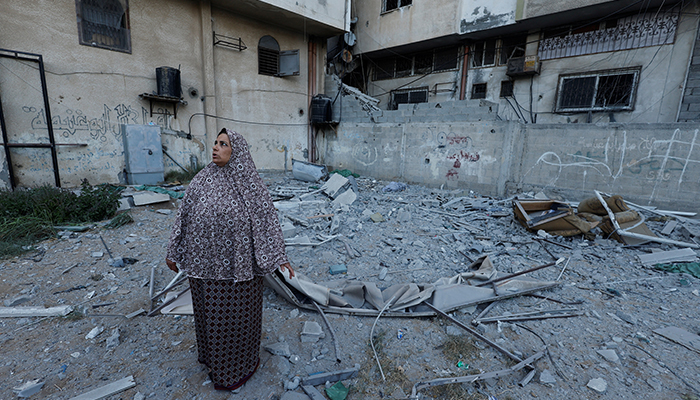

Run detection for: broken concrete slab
[[131, 192, 170, 206], [322, 173, 351, 199], [280, 391, 310, 400], [301, 321, 325, 343], [301, 364, 360, 386], [329, 264, 347, 275], [653, 326, 700, 354], [638, 248, 697, 266], [332, 188, 357, 206], [596, 349, 619, 363], [539, 369, 556, 384], [68, 375, 136, 400], [0, 305, 73, 318], [586, 377, 607, 393], [13, 380, 44, 398], [292, 159, 328, 182], [301, 385, 326, 400], [264, 342, 291, 357], [281, 221, 297, 239]]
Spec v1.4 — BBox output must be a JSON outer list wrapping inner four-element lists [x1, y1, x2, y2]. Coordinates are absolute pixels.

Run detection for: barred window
[[471, 40, 496, 67], [390, 87, 428, 110], [258, 36, 300, 77], [76, 0, 130, 53], [471, 83, 487, 99], [383, 0, 412, 13], [556, 68, 639, 112]]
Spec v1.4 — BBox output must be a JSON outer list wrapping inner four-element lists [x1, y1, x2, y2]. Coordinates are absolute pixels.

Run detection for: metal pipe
[[475, 261, 556, 287]]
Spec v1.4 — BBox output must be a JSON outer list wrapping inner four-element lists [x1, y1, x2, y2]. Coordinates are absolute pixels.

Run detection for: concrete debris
[[131, 192, 170, 206], [0, 305, 73, 318], [301, 321, 325, 343], [106, 328, 121, 350], [4, 295, 32, 307], [638, 248, 698, 266], [155, 209, 172, 215], [13, 380, 44, 398], [67, 375, 135, 400], [85, 326, 104, 340], [539, 369, 556, 384], [301, 364, 360, 386], [653, 326, 700, 354], [292, 159, 328, 182], [596, 349, 619, 362], [280, 391, 309, 400], [587, 377, 608, 393], [265, 342, 291, 357]]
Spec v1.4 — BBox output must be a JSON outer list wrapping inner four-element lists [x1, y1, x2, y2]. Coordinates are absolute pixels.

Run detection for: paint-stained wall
[[459, 0, 518, 34], [322, 96, 700, 212], [0, 0, 340, 187]]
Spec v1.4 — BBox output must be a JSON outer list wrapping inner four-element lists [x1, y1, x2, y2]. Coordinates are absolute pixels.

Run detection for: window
[[258, 36, 300, 77], [499, 35, 527, 65], [471, 40, 496, 67], [372, 47, 459, 80], [555, 68, 640, 112], [390, 87, 428, 110], [500, 81, 514, 97], [471, 83, 487, 99], [383, 0, 412, 13], [76, 0, 130, 53]]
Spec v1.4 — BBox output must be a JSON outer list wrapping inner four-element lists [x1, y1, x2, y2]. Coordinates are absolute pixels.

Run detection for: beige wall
[[353, 0, 460, 54], [0, 0, 334, 188]]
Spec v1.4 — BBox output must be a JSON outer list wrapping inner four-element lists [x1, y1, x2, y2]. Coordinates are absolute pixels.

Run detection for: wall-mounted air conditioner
[[506, 55, 541, 77]]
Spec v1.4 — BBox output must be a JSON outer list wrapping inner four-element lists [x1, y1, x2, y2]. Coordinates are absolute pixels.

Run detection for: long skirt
[[189, 276, 264, 390]]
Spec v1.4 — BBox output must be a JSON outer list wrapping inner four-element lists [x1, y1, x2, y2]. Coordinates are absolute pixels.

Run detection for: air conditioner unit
[[506, 55, 540, 77]]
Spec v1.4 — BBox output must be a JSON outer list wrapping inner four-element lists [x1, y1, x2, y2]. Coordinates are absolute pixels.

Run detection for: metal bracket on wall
[[213, 32, 247, 51], [139, 93, 187, 119]]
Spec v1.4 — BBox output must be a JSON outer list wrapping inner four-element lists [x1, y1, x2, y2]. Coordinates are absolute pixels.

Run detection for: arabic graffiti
[[525, 129, 700, 200], [23, 103, 169, 141], [433, 129, 481, 179]]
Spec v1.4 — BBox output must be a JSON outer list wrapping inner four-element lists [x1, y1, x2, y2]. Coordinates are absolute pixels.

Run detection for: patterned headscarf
[[166, 129, 288, 281]]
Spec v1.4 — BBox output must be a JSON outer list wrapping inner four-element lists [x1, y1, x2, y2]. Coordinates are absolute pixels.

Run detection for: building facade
[[0, 0, 348, 188], [345, 0, 700, 124]]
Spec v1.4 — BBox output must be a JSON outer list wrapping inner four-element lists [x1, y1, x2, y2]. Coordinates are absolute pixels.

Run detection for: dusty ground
[[1, 171, 700, 400]]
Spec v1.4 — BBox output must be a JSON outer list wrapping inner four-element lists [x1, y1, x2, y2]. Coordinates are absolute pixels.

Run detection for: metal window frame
[[382, 0, 412, 13], [471, 40, 498, 68], [75, 0, 131, 54], [555, 67, 640, 113], [471, 83, 487, 99], [390, 86, 429, 110]]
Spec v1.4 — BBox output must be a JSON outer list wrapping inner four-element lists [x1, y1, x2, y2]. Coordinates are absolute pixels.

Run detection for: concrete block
[[322, 173, 350, 198], [301, 385, 326, 400], [682, 95, 700, 104], [329, 264, 347, 275], [301, 321, 325, 343], [264, 342, 291, 357], [281, 221, 297, 239], [131, 192, 170, 206]]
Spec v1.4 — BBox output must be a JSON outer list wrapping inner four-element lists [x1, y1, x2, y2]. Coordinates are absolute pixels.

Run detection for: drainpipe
[[199, 0, 216, 161], [307, 38, 317, 162], [459, 46, 469, 100]]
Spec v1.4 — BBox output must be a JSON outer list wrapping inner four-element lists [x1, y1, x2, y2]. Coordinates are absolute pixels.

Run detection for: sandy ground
[[1, 171, 700, 400]]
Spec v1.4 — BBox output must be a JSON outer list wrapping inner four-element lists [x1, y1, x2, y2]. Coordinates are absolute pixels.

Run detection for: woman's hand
[[166, 258, 179, 273], [280, 262, 295, 279]]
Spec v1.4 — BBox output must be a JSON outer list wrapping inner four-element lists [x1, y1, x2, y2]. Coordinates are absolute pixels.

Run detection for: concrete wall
[[458, 0, 518, 34], [516, 0, 609, 20], [353, 0, 460, 54], [321, 93, 700, 212]]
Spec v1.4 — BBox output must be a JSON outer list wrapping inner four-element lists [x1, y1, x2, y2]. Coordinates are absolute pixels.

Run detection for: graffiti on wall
[[526, 129, 700, 199], [24, 103, 172, 142], [435, 130, 481, 180]]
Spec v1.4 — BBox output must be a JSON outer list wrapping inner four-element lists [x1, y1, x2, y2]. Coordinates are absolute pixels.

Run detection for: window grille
[[76, 0, 130, 53], [555, 68, 639, 112], [383, 0, 412, 13], [259, 36, 280, 76], [390, 87, 428, 110], [539, 11, 678, 60], [471, 83, 487, 99], [500, 81, 514, 98]]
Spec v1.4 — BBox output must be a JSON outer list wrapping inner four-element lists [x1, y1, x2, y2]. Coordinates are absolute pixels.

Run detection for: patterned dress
[[167, 129, 288, 390]]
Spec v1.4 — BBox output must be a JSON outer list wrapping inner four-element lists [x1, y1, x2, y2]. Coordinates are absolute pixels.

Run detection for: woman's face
[[212, 133, 232, 167]]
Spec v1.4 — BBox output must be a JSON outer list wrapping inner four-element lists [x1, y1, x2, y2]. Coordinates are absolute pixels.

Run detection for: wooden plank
[[0, 305, 73, 318], [638, 248, 697, 266], [653, 326, 700, 354], [68, 376, 136, 400]]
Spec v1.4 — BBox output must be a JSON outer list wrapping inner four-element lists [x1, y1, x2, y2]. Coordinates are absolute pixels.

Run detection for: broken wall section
[[319, 87, 700, 212]]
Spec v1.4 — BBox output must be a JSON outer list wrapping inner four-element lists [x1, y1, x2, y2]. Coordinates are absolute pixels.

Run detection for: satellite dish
[[341, 49, 353, 63], [344, 32, 356, 46]]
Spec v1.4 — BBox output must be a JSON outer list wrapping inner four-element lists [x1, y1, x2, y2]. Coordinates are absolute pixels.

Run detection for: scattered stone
[[289, 309, 299, 319], [156, 209, 172, 215], [85, 326, 104, 340], [284, 376, 301, 391], [264, 342, 291, 357], [13, 380, 44, 398], [91, 252, 104, 258], [280, 391, 310, 400], [106, 328, 121, 350], [615, 310, 637, 325], [596, 349, 619, 363], [379, 267, 388, 280], [271, 355, 290, 376], [539, 369, 556, 384], [301, 321, 325, 343], [329, 264, 347, 275], [370, 213, 385, 223], [587, 378, 607, 393], [445, 326, 462, 336], [134, 392, 145, 400]]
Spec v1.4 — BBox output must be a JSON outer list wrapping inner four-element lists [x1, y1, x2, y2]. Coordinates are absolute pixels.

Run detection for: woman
[[165, 128, 294, 390]]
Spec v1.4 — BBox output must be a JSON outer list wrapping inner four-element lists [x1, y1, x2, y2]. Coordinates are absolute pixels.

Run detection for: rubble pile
[[0, 171, 699, 400]]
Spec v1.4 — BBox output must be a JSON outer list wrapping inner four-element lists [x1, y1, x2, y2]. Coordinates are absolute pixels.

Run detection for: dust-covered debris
[[0, 173, 699, 399]]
